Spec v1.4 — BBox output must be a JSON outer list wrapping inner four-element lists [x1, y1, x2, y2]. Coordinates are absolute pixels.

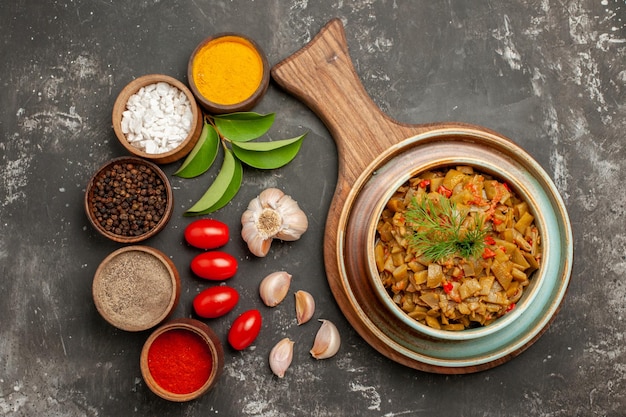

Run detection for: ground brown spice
[[94, 250, 173, 330]]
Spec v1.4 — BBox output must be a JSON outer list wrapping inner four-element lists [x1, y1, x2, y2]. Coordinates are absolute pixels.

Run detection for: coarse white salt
[[121, 81, 193, 154]]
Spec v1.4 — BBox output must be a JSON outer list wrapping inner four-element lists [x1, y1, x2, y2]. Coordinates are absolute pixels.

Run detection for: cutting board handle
[[271, 18, 430, 186]]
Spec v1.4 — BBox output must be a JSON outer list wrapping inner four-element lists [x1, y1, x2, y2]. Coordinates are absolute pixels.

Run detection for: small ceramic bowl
[[187, 33, 270, 114], [366, 163, 545, 341], [112, 74, 203, 164], [92, 246, 181, 332], [140, 318, 224, 402], [84, 156, 173, 243]]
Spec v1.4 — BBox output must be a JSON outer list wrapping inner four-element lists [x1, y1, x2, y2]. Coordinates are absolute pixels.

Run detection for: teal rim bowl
[[337, 127, 573, 372]]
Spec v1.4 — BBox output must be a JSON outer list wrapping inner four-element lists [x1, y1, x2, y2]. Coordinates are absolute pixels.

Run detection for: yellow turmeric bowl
[[187, 33, 270, 114]]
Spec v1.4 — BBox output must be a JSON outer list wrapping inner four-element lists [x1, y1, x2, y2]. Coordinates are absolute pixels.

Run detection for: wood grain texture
[[272, 19, 429, 185]]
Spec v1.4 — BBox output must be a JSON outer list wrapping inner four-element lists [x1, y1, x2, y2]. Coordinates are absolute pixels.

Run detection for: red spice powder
[[147, 329, 213, 394]]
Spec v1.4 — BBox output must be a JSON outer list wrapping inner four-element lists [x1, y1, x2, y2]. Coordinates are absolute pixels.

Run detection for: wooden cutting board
[[271, 19, 572, 373]]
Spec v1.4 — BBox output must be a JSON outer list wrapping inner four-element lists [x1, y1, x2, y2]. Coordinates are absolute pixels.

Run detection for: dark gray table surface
[[1, 1, 625, 416]]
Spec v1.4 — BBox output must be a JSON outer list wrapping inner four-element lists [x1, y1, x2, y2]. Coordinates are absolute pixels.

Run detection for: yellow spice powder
[[192, 36, 263, 105]]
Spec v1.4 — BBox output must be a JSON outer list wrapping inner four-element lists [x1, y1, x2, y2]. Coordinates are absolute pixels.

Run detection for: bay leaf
[[173, 123, 219, 178], [213, 112, 275, 142], [231, 133, 306, 169], [184, 147, 242, 215], [192, 158, 243, 214]]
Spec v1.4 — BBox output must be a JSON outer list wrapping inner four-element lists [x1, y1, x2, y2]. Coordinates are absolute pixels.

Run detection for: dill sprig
[[405, 195, 489, 262]]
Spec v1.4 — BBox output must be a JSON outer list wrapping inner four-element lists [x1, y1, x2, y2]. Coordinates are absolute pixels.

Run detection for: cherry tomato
[[191, 251, 238, 280], [184, 219, 229, 249], [228, 309, 262, 350], [193, 285, 239, 319]]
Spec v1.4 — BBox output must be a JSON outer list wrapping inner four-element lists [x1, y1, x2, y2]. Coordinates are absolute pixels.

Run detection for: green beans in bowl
[[372, 165, 542, 337]]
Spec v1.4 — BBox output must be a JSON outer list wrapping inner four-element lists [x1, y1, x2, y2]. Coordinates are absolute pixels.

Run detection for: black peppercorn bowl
[[84, 156, 174, 243]]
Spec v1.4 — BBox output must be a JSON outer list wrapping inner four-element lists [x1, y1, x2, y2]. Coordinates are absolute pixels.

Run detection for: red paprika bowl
[[140, 318, 224, 402], [84, 156, 174, 243]]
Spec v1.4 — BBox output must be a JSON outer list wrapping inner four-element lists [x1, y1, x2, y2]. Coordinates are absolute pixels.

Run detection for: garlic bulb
[[310, 319, 341, 360], [259, 271, 292, 307], [294, 290, 315, 325], [269, 338, 294, 378], [241, 188, 308, 257]]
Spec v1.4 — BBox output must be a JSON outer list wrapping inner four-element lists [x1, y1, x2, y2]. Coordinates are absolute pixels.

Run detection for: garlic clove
[[258, 188, 285, 209], [294, 290, 315, 325], [275, 194, 308, 241], [244, 194, 263, 215], [241, 221, 272, 257], [269, 337, 294, 378], [310, 319, 341, 360], [259, 271, 292, 307]]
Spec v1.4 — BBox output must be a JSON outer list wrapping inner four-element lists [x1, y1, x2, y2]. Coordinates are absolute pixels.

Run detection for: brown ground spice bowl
[[84, 156, 173, 243], [140, 318, 224, 402], [92, 245, 181, 332]]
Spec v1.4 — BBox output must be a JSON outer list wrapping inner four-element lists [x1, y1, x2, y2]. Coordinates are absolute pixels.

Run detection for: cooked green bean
[[376, 166, 542, 330]]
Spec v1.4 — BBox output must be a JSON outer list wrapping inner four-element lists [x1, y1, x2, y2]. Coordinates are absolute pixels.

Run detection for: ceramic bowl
[[187, 33, 270, 114], [92, 245, 181, 332], [365, 163, 544, 341], [336, 128, 573, 372], [84, 156, 173, 243], [112, 74, 203, 164], [140, 318, 224, 402]]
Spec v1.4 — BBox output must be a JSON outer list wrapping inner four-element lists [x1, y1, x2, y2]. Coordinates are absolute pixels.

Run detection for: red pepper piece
[[443, 282, 453, 294], [437, 185, 452, 198], [492, 217, 504, 225], [484, 235, 496, 246], [506, 303, 516, 312], [482, 247, 496, 259], [419, 179, 431, 189]]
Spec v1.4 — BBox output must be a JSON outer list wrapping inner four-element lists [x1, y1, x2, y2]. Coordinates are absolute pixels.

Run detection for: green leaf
[[231, 133, 306, 169], [213, 112, 275, 142], [184, 147, 243, 215], [195, 159, 242, 214], [174, 123, 219, 178]]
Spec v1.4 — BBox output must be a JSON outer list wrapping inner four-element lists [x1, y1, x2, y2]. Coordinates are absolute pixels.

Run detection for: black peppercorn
[[89, 162, 168, 237]]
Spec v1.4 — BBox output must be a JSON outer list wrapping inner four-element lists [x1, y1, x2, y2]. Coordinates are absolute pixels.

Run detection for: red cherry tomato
[[193, 286, 239, 319], [191, 251, 238, 280], [184, 219, 229, 249], [228, 309, 262, 350]]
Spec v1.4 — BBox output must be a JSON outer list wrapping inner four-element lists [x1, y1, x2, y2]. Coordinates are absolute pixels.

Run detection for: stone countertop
[[1, 1, 624, 416]]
